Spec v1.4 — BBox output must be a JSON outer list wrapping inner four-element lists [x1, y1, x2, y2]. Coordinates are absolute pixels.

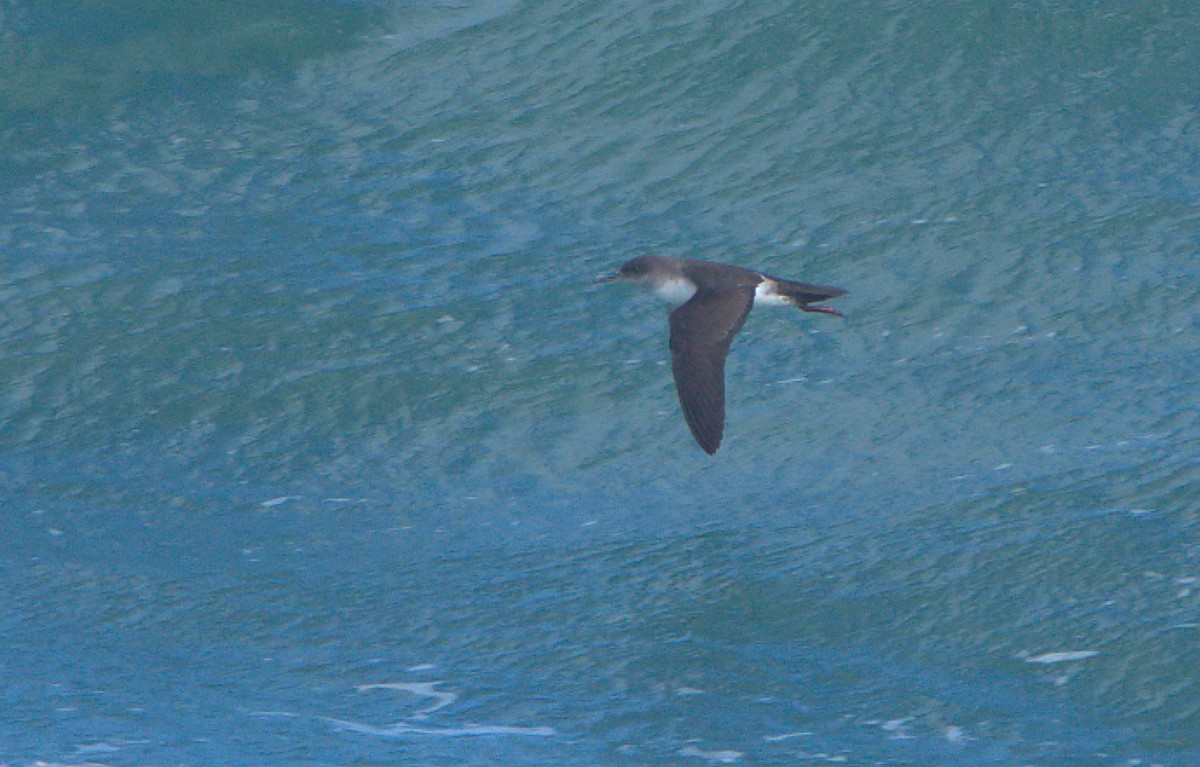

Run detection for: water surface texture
[[3, 1, 1199, 764]]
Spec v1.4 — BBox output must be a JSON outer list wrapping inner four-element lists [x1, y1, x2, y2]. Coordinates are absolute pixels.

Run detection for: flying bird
[[599, 255, 844, 454]]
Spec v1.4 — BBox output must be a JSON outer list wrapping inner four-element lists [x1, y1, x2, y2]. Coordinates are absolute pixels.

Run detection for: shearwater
[[599, 255, 845, 455]]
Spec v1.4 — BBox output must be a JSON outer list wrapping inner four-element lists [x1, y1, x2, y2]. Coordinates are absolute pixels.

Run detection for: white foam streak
[[1025, 650, 1100, 664]]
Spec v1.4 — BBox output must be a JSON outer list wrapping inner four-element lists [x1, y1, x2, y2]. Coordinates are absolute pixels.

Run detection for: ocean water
[[3, 1, 1199, 764]]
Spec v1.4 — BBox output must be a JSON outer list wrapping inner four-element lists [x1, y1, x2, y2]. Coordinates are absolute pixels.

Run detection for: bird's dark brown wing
[[668, 287, 756, 454]]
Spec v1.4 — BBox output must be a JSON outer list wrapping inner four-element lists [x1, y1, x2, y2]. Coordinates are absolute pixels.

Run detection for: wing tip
[[680, 402, 723, 455]]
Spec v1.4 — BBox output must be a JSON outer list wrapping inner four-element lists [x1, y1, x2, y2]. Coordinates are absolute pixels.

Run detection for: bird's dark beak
[[594, 272, 622, 284]]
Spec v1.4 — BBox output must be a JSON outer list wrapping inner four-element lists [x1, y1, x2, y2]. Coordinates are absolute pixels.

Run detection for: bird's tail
[[774, 278, 847, 317]]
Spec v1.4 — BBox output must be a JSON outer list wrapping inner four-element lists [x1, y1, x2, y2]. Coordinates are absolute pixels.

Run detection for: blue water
[[3, 1, 1200, 764]]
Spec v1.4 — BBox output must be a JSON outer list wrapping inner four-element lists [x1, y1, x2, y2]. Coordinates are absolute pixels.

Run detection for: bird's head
[[595, 255, 671, 285]]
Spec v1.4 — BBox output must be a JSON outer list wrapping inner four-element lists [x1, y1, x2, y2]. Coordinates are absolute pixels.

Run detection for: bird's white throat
[[650, 276, 698, 304]]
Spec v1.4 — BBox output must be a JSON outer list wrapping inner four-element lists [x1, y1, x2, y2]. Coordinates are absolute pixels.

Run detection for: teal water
[[3, 1, 1199, 764]]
